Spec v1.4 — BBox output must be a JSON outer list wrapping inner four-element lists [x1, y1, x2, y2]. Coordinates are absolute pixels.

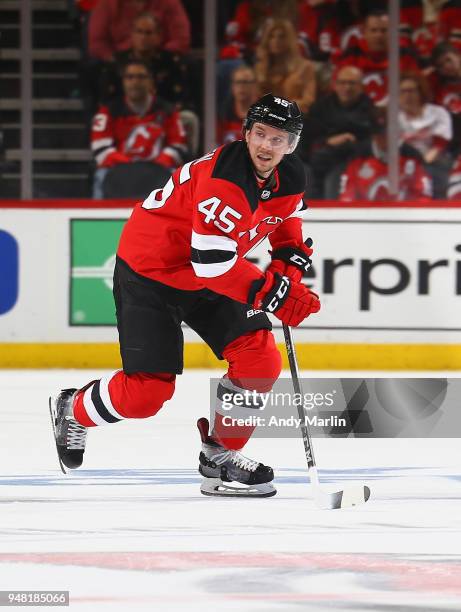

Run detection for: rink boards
[[1, 200, 461, 369]]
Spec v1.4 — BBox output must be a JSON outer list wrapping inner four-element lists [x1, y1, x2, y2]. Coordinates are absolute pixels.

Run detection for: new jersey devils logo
[[124, 124, 162, 159], [239, 216, 283, 253]]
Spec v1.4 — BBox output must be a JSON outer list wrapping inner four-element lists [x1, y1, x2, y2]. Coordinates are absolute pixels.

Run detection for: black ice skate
[[49, 388, 87, 474], [197, 418, 276, 497]]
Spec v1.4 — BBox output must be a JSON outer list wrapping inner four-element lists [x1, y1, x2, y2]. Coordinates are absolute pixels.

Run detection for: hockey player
[[50, 94, 321, 497]]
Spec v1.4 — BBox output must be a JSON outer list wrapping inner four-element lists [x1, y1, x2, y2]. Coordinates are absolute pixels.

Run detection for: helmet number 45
[[198, 197, 242, 233], [273, 97, 289, 107]]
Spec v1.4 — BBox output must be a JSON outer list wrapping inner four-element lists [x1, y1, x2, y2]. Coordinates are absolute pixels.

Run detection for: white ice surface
[[0, 369, 460, 611]]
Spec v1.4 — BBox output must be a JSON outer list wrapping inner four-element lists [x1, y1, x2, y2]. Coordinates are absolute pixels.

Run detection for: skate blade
[[48, 396, 67, 475], [200, 477, 276, 498]]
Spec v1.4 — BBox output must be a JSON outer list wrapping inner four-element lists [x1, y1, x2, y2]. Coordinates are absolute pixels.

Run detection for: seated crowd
[[217, 0, 461, 202], [74, 0, 196, 198], [75, 0, 461, 201]]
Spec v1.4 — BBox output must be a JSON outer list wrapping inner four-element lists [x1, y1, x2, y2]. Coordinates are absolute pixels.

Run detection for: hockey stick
[[283, 323, 371, 509]]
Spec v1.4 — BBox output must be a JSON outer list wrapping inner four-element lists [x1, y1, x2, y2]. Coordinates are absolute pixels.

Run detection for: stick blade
[[315, 485, 371, 510]]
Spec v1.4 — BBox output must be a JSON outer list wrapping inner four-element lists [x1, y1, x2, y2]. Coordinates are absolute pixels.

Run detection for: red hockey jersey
[[339, 152, 432, 202], [430, 72, 461, 115], [117, 141, 307, 304], [91, 95, 187, 169], [439, 1, 461, 52], [217, 100, 244, 146]]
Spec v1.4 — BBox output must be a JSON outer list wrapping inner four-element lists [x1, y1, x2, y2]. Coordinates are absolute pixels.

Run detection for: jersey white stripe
[[192, 255, 238, 278], [162, 146, 182, 165], [448, 183, 461, 199], [179, 160, 193, 183], [91, 137, 113, 151], [95, 146, 116, 166], [99, 370, 125, 420], [448, 172, 461, 184], [287, 199, 306, 219], [83, 384, 110, 426], [214, 377, 266, 420], [163, 145, 187, 164], [191, 231, 237, 252]]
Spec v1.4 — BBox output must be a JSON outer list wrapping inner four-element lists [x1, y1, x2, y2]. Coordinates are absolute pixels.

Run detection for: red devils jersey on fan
[[429, 72, 461, 115], [297, 0, 340, 60], [217, 99, 244, 145], [117, 140, 307, 304], [439, 1, 461, 52], [336, 40, 419, 105], [339, 153, 432, 202], [91, 95, 187, 168], [217, 115, 242, 145]]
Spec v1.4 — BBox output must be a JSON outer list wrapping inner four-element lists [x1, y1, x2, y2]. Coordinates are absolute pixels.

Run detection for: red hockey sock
[[73, 370, 175, 427], [211, 330, 281, 450]]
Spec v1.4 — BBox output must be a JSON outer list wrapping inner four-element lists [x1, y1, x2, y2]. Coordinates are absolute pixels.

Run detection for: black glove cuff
[[261, 273, 291, 313], [271, 246, 312, 273], [248, 274, 291, 313]]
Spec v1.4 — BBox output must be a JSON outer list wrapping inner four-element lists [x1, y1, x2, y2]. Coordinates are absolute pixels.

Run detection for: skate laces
[[230, 451, 259, 472], [65, 418, 87, 450], [211, 448, 259, 472]]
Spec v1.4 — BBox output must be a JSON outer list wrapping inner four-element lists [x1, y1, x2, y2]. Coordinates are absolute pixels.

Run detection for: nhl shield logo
[[261, 189, 271, 200]]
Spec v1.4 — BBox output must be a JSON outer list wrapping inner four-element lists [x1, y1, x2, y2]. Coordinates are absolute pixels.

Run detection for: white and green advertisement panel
[[70, 219, 126, 326]]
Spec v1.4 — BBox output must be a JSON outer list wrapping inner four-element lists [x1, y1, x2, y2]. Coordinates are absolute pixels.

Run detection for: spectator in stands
[[91, 60, 187, 198], [339, 114, 432, 202], [438, 0, 461, 52], [339, 1, 432, 62], [298, 65, 376, 198], [399, 71, 453, 197], [217, 65, 258, 145], [430, 42, 461, 118], [336, 10, 420, 105], [429, 42, 461, 151], [221, 0, 301, 61], [101, 13, 190, 109], [221, 0, 342, 61], [88, 0, 190, 61], [217, 0, 319, 104], [297, 0, 341, 62], [254, 19, 317, 114]]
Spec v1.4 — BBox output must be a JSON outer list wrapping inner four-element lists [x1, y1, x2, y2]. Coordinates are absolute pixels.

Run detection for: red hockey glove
[[154, 152, 177, 168], [102, 151, 131, 168], [248, 271, 320, 327], [268, 238, 313, 283]]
